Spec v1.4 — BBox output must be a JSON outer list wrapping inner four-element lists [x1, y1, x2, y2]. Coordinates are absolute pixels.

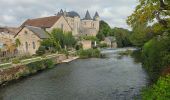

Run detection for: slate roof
[[93, 12, 99, 20], [15, 26, 49, 39], [26, 26, 49, 39], [67, 11, 80, 18], [84, 10, 92, 20], [21, 16, 61, 28]]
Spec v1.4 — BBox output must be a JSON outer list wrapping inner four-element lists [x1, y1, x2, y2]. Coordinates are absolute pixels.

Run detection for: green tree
[[112, 27, 132, 47], [98, 20, 112, 37]]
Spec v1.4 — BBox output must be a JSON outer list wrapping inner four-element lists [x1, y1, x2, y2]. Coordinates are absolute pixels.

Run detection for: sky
[[0, 0, 138, 29]]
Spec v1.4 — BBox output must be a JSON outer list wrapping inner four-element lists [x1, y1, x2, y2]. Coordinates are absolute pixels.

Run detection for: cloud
[[0, 0, 138, 29]]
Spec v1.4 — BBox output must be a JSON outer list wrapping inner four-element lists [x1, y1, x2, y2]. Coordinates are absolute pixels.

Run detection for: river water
[[0, 48, 148, 100]]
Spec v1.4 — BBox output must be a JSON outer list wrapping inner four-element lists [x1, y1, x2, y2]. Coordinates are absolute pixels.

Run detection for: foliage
[[15, 38, 21, 47], [112, 27, 132, 47], [77, 49, 101, 58], [12, 58, 20, 64], [26, 59, 54, 73], [96, 33, 105, 41], [127, 0, 170, 29], [142, 34, 170, 81], [36, 46, 46, 56], [142, 75, 170, 100], [98, 20, 112, 37], [81, 36, 99, 42], [40, 29, 76, 54], [44, 59, 54, 69], [99, 43, 108, 48]]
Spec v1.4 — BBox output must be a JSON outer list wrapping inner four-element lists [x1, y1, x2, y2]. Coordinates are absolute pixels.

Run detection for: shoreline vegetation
[[0, 53, 79, 86]]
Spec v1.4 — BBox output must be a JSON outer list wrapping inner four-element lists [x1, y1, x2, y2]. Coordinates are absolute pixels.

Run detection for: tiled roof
[[21, 16, 61, 28]]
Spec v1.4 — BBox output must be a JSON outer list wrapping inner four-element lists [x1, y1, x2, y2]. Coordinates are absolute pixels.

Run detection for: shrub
[[36, 46, 46, 56], [12, 58, 20, 64], [77, 49, 101, 58], [26, 59, 54, 73], [142, 75, 170, 100], [44, 59, 54, 69], [142, 34, 170, 82], [99, 43, 108, 48]]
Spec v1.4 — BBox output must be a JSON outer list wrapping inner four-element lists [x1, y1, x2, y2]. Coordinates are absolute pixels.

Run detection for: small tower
[[84, 10, 92, 20], [93, 11, 100, 21]]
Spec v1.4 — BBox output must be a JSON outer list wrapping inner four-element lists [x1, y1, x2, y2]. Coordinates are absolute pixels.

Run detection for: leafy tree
[[112, 27, 132, 47], [39, 28, 76, 54], [98, 20, 112, 37]]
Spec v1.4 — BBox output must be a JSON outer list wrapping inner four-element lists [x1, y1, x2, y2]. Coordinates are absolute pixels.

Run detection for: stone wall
[[0, 54, 67, 85]]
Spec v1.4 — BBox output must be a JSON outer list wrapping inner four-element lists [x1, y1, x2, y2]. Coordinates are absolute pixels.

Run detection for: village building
[[102, 36, 117, 48], [14, 26, 49, 55], [0, 27, 20, 57]]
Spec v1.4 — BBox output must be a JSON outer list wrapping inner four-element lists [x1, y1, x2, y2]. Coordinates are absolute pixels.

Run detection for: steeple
[[93, 11, 99, 20], [84, 10, 92, 20]]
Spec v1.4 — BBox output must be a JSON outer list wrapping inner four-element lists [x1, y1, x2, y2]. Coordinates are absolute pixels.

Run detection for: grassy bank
[[77, 49, 103, 59]]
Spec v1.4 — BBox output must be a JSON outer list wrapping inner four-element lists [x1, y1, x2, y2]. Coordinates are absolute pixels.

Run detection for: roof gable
[[15, 26, 49, 39]]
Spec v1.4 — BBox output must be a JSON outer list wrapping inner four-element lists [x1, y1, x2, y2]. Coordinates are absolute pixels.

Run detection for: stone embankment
[[0, 54, 78, 86]]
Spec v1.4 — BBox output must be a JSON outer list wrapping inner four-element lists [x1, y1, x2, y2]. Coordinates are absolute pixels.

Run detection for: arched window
[[25, 42, 28, 52], [33, 42, 36, 49]]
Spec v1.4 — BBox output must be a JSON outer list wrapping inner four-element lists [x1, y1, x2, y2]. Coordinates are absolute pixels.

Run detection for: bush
[[142, 34, 170, 82], [77, 49, 101, 58], [142, 75, 170, 100], [44, 59, 54, 69], [36, 46, 46, 56], [99, 43, 108, 48], [26, 59, 54, 73], [12, 58, 20, 64]]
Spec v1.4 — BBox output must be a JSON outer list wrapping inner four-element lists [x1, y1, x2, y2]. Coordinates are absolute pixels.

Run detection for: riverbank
[[0, 53, 79, 86]]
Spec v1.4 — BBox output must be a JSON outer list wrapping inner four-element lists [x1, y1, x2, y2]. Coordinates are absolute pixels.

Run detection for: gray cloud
[[0, 0, 137, 29]]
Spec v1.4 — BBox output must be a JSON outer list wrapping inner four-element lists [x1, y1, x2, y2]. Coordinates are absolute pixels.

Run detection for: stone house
[[0, 27, 20, 57], [14, 26, 49, 55], [102, 37, 117, 48]]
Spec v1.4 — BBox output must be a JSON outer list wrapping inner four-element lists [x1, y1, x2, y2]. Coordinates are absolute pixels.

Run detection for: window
[[25, 42, 28, 52], [32, 42, 36, 49]]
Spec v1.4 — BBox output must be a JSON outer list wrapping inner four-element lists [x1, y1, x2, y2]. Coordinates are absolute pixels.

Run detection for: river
[[0, 48, 148, 100]]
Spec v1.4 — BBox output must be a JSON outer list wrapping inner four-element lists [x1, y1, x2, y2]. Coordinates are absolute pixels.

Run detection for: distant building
[[0, 27, 19, 55], [102, 37, 117, 48]]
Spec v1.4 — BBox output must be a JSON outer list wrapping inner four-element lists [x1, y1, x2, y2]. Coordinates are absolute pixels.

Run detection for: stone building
[[0, 27, 20, 57], [102, 36, 117, 48], [21, 16, 72, 33], [57, 9, 100, 36], [14, 26, 49, 55]]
